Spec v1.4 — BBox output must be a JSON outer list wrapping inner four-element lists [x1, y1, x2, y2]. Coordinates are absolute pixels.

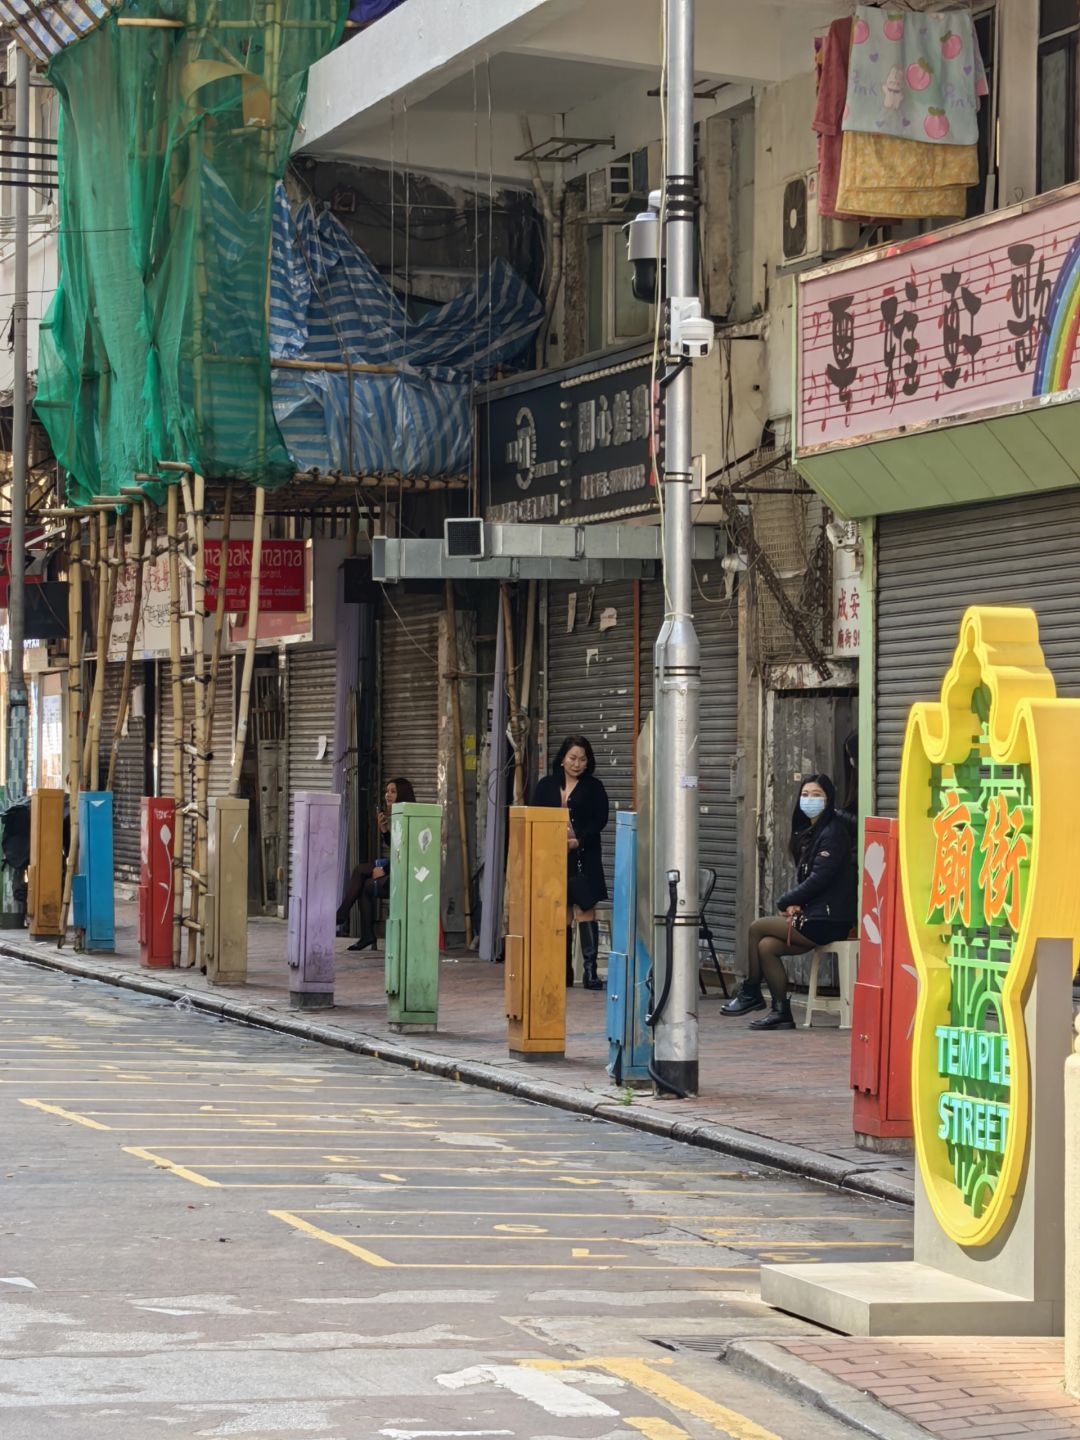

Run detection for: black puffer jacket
[[777, 816, 857, 923]]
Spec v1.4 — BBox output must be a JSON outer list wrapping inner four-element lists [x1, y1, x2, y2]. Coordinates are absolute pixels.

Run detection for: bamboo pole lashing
[[444, 581, 473, 951]]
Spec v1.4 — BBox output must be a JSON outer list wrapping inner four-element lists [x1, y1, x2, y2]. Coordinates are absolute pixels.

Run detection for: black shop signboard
[[478, 346, 661, 524]]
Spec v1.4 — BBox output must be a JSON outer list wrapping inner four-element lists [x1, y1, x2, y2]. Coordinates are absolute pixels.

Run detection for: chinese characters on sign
[[479, 350, 661, 524], [832, 562, 862, 657], [917, 680, 1033, 1226], [797, 189, 1080, 453]]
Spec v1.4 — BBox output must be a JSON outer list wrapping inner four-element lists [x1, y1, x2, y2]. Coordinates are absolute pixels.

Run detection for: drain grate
[[650, 1337, 728, 1356]]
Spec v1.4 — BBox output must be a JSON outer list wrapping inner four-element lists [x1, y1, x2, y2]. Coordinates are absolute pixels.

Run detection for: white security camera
[[625, 188, 662, 304], [669, 297, 714, 359]]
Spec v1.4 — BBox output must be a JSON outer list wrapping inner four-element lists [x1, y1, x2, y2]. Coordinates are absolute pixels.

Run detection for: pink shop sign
[[796, 184, 1080, 455]]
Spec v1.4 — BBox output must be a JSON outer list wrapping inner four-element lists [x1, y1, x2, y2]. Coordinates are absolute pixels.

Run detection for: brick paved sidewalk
[[0, 903, 914, 1203], [773, 1336, 1080, 1438]]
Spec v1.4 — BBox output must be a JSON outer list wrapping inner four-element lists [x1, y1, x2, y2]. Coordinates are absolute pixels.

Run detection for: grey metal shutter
[[639, 568, 739, 953], [206, 658, 235, 804], [286, 648, 338, 869], [380, 594, 441, 802], [99, 663, 147, 883], [547, 580, 637, 884], [876, 488, 1080, 816]]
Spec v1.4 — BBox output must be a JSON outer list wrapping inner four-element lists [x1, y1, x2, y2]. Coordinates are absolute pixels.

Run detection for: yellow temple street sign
[[761, 606, 1080, 1335]]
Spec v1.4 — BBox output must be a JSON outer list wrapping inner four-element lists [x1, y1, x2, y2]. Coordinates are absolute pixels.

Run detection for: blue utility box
[[72, 791, 115, 952], [606, 811, 651, 1085]]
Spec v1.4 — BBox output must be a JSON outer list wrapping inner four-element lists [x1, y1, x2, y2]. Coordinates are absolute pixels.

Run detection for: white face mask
[[800, 795, 827, 820]]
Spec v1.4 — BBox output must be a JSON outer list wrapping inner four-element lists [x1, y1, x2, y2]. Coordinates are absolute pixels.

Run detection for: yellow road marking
[[122, 1147, 221, 1187], [19, 1099, 111, 1130], [527, 1359, 781, 1440], [570, 1248, 626, 1259], [268, 1210, 395, 1267], [626, 1420, 691, 1440]]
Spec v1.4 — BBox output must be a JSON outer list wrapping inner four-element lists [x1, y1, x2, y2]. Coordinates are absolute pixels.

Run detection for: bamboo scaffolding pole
[[167, 484, 185, 967], [105, 503, 145, 793], [81, 512, 110, 791], [444, 581, 473, 950], [501, 585, 525, 806], [185, 473, 208, 971], [229, 484, 265, 796], [58, 518, 83, 945], [519, 579, 538, 729]]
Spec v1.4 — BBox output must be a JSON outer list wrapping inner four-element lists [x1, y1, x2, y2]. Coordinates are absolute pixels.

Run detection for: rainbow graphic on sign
[[1033, 233, 1080, 396]]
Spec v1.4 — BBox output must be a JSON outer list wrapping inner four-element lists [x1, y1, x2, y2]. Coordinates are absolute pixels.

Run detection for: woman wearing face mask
[[532, 734, 609, 990], [336, 777, 416, 951], [721, 772, 856, 1030]]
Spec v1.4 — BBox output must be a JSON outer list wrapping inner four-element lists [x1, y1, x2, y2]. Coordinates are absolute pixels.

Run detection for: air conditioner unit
[[780, 170, 858, 265], [587, 156, 634, 214]]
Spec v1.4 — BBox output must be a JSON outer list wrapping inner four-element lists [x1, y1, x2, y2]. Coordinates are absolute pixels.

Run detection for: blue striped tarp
[[269, 186, 542, 478]]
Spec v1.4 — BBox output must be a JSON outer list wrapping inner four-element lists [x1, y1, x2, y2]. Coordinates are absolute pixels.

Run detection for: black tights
[[746, 917, 816, 1002], [337, 863, 383, 940]]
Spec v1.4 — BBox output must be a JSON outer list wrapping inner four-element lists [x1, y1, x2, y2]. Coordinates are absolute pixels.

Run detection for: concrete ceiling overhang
[[295, 0, 846, 164]]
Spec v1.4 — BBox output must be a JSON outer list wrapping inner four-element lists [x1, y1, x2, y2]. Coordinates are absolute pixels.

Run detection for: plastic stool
[[800, 940, 858, 1029]]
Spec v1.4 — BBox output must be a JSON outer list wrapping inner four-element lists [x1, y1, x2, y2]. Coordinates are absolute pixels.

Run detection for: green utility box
[[385, 801, 442, 1032]]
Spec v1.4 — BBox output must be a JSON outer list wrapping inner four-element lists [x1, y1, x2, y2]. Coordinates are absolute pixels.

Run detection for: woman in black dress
[[336, 776, 416, 951], [720, 772, 856, 1030], [532, 734, 609, 990]]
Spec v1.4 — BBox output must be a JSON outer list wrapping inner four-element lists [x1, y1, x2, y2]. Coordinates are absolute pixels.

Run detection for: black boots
[[580, 920, 604, 990], [566, 928, 574, 987], [720, 980, 766, 1016], [749, 997, 796, 1031]]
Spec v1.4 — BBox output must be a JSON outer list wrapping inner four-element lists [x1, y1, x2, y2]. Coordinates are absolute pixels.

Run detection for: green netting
[[35, 0, 347, 507]]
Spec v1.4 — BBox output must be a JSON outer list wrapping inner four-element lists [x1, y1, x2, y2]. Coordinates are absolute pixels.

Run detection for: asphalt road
[[0, 958, 913, 1439]]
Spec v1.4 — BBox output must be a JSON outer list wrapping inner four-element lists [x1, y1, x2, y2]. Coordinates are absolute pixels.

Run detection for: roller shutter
[[875, 489, 1080, 817], [639, 566, 739, 953], [380, 594, 441, 803], [286, 647, 338, 871], [99, 663, 148, 883], [547, 580, 637, 882]]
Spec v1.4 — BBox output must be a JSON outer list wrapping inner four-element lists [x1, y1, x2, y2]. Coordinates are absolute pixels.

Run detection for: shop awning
[[0, 0, 112, 67]]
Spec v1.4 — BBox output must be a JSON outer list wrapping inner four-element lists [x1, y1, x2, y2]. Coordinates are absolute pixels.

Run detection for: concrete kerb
[[0, 939, 913, 1210], [723, 1340, 932, 1440]]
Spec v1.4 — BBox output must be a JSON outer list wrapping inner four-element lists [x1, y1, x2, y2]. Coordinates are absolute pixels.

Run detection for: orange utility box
[[850, 816, 916, 1142], [28, 788, 64, 939], [505, 805, 567, 1059]]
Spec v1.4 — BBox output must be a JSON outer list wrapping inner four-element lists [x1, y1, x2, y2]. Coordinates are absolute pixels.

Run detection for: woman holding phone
[[336, 776, 416, 951]]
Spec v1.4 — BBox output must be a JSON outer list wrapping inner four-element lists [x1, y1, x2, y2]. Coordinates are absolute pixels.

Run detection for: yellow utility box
[[505, 805, 567, 1059], [206, 796, 249, 985], [28, 788, 64, 938]]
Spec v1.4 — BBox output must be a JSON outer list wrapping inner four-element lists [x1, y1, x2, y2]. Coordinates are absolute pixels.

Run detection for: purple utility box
[[288, 790, 342, 1010]]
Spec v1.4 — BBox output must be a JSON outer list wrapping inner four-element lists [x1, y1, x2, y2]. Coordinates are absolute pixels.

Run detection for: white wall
[[0, 219, 58, 392]]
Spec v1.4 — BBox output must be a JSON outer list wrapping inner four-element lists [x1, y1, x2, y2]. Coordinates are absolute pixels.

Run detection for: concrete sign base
[[761, 943, 1072, 1336]]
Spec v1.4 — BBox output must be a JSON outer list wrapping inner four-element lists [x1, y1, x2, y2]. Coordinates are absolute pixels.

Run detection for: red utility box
[[851, 817, 916, 1141], [139, 797, 175, 968]]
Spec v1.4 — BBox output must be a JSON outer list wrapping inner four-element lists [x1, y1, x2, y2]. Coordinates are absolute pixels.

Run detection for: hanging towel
[[836, 131, 975, 219], [813, 17, 854, 219], [844, 5, 988, 147]]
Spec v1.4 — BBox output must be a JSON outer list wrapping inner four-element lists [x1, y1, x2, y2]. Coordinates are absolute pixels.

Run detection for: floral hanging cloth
[[843, 5, 988, 146]]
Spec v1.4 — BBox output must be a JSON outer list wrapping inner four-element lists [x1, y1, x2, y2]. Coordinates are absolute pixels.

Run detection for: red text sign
[[796, 183, 1080, 454], [205, 540, 306, 613]]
